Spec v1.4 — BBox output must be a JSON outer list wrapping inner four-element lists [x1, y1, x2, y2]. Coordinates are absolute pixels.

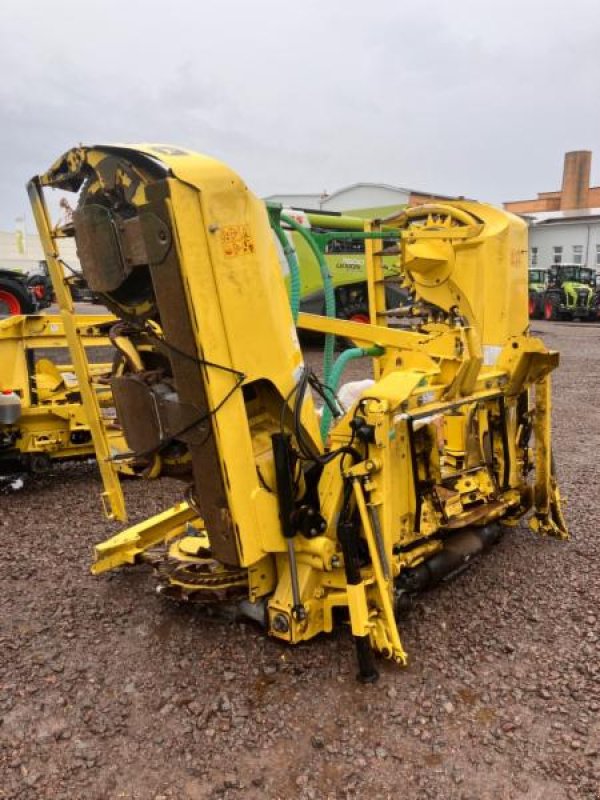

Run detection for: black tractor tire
[[0, 278, 35, 317], [543, 293, 561, 322]]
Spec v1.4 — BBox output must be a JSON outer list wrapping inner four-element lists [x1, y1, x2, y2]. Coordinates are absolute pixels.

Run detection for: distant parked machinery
[[528, 268, 548, 319], [0, 263, 52, 317], [0, 314, 132, 477], [542, 264, 596, 321]]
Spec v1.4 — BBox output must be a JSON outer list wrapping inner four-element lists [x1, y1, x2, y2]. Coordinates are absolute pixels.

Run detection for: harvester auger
[[29, 144, 567, 680]]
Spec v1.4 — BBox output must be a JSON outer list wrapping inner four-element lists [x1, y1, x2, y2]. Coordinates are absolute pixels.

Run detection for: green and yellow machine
[[542, 264, 596, 321], [29, 143, 567, 680], [271, 207, 407, 322], [528, 268, 548, 319]]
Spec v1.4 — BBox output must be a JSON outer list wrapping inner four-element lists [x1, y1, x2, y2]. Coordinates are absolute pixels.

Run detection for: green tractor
[[528, 268, 548, 319], [542, 264, 597, 321]]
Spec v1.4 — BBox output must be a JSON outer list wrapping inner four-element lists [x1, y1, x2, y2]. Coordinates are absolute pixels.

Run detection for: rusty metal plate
[[117, 217, 149, 268], [111, 374, 209, 455], [73, 204, 131, 292], [110, 374, 161, 454]]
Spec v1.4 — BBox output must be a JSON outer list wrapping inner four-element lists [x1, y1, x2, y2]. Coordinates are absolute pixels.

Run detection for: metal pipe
[[270, 213, 301, 323], [394, 525, 504, 615], [271, 432, 305, 620], [281, 213, 336, 385], [320, 345, 384, 441]]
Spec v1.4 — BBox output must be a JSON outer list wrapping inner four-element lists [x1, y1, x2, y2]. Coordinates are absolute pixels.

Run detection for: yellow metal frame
[[0, 313, 131, 474], [27, 179, 126, 520]]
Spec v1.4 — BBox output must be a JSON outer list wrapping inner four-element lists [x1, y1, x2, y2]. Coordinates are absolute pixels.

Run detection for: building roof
[[267, 182, 459, 205], [326, 182, 462, 202], [323, 182, 411, 201], [522, 207, 600, 224], [264, 192, 324, 200]]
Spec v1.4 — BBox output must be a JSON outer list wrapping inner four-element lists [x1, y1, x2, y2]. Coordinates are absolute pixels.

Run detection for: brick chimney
[[560, 150, 591, 209]]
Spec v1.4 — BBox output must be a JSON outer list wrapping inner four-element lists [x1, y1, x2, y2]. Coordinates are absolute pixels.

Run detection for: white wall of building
[[529, 220, 600, 270], [264, 193, 323, 209], [0, 231, 80, 274], [265, 184, 411, 213], [321, 185, 410, 212]]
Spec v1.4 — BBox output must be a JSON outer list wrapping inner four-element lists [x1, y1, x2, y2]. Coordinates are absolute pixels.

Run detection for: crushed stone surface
[[0, 320, 599, 799]]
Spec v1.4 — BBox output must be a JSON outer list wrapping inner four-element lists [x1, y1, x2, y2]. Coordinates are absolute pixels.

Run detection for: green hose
[[272, 223, 301, 323], [281, 213, 336, 385], [320, 346, 384, 441], [266, 203, 302, 323]]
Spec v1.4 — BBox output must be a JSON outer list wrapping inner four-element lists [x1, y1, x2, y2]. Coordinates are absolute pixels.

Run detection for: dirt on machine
[[28, 143, 567, 680]]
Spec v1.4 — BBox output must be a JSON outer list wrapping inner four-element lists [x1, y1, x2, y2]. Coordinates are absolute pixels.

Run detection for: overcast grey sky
[[0, 0, 599, 229]]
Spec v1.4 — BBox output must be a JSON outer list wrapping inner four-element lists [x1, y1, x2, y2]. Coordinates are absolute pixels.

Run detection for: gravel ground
[[1, 320, 599, 800]]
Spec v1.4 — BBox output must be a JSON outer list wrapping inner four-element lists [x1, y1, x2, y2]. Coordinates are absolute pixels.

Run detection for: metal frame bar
[[27, 177, 127, 521], [92, 502, 198, 574]]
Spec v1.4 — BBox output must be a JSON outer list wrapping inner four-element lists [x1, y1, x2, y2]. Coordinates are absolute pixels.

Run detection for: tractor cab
[[529, 268, 548, 288], [543, 263, 596, 320], [528, 268, 548, 318], [547, 264, 595, 288]]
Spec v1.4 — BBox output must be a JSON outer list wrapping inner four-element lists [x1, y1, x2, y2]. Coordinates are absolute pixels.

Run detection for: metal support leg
[[530, 375, 568, 539]]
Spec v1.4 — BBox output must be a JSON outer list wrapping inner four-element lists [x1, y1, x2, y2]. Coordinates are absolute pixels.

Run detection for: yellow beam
[[92, 502, 199, 574], [27, 177, 127, 521], [352, 479, 407, 664], [297, 312, 421, 348], [365, 219, 387, 379]]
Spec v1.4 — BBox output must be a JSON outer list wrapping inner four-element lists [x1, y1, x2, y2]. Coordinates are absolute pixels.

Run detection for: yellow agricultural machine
[[29, 144, 567, 680], [0, 313, 128, 478], [0, 311, 185, 486]]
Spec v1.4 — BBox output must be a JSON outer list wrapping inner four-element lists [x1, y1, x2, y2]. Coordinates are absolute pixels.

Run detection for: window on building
[[531, 246, 538, 266], [572, 245, 584, 265], [596, 244, 600, 267], [553, 246, 563, 264]]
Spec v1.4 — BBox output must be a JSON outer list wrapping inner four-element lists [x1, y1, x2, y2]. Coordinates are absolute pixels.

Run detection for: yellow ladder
[[27, 177, 127, 521]]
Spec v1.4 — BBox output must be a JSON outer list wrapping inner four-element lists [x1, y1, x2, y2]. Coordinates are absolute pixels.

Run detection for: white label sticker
[[483, 345, 502, 366]]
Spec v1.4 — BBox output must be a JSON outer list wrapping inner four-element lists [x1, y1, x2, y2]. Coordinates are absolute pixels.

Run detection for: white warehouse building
[[265, 182, 458, 217], [525, 209, 600, 271], [0, 230, 79, 274]]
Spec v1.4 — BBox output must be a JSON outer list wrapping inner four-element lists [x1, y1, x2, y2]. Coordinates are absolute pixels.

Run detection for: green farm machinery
[[542, 264, 597, 321], [528, 268, 548, 319]]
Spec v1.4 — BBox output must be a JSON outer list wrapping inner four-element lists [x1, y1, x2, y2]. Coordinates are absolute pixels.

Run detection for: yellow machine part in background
[[29, 144, 567, 681], [0, 314, 128, 475]]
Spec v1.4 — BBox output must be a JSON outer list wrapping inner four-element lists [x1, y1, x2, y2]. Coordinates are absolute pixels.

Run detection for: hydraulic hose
[[320, 345, 384, 441], [280, 213, 336, 385], [271, 222, 301, 323]]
